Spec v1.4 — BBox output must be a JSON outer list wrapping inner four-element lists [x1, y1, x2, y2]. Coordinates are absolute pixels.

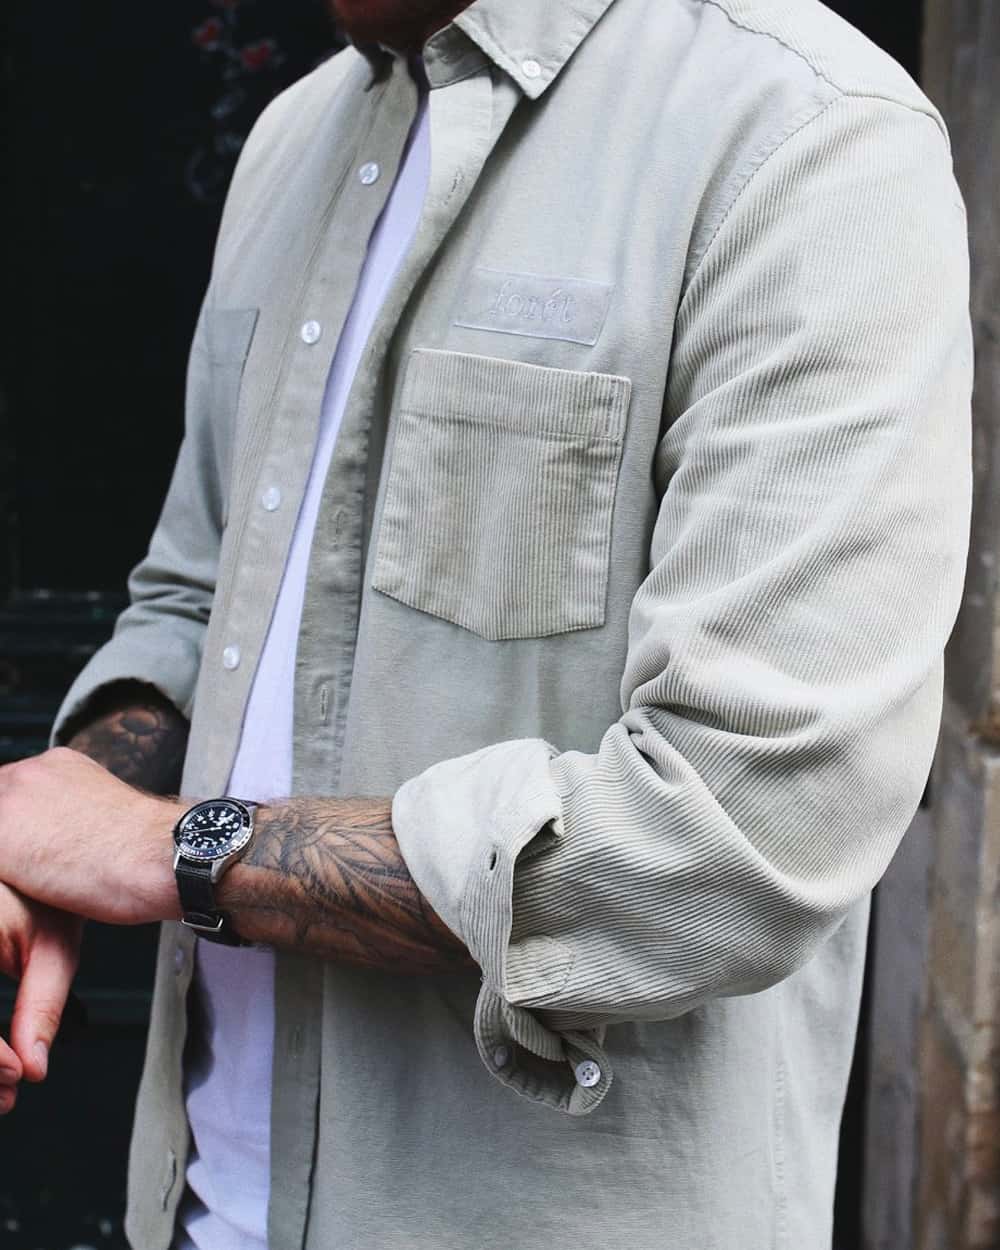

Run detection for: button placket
[[280, 72, 423, 806]]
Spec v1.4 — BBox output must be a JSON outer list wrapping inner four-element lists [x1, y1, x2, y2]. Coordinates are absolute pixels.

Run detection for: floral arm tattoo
[[219, 798, 476, 974], [64, 680, 189, 794], [63, 685, 468, 974]]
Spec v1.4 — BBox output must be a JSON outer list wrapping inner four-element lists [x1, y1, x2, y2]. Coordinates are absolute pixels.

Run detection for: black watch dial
[[174, 798, 254, 862]]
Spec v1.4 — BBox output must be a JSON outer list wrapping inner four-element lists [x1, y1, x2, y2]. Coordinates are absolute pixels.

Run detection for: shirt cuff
[[392, 737, 613, 1114], [49, 630, 202, 747]]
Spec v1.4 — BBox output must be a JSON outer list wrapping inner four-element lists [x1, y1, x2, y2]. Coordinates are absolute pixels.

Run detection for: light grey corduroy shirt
[[53, 1, 972, 1247]]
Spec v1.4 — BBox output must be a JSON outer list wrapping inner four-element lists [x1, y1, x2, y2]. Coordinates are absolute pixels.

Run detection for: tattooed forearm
[[218, 798, 476, 975], [63, 680, 189, 793]]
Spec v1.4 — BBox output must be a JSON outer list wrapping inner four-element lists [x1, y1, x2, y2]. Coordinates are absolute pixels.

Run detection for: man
[[0, 0, 972, 1247]]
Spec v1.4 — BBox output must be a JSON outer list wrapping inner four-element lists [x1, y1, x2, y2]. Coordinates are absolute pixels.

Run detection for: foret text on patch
[[453, 267, 613, 346]]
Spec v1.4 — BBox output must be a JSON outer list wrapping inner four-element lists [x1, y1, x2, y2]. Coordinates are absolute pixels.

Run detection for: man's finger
[[10, 930, 79, 1082], [0, 1034, 23, 1114], [0, 1035, 23, 1080]]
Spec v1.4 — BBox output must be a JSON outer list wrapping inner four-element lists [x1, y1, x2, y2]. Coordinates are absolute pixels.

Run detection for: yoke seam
[[693, 0, 947, 142], [696, 0, 842, 93]]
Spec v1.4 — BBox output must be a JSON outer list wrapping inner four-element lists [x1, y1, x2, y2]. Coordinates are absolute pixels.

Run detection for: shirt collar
[[352, 1, 617, 99], [450, 0, 617, 98]]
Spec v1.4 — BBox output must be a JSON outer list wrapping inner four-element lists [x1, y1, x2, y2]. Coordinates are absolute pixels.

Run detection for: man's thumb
[[10, 930, 80, 1081]]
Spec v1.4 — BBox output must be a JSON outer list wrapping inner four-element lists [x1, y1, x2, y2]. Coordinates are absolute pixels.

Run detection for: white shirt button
[[358, 161, 381, 185], [574, 1059, 602, 1088], [522, 59, 542, 79], [173, 947, 186, 975], [261, 485, 282, 512], [222, 644, 241, 671], [492, 1045, 510, 1069], [300, 319, 322, 345]]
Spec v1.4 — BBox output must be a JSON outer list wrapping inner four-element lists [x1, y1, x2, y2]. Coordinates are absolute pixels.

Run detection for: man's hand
[[0, 748, 182, 927], [0, 884, 84, 1114], [0, 683, 190, 1108]]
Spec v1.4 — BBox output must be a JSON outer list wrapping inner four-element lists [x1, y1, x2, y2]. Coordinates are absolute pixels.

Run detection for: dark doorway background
[[0, 2, 923, 1247], [0, 4, 343, 1246]]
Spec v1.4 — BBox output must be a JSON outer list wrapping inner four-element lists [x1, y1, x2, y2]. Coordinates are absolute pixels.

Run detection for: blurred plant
[[186, 0, 290, 202]]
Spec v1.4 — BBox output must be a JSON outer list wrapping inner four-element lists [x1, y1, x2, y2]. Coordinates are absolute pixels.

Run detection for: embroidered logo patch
[[453, 267, 613, 346]]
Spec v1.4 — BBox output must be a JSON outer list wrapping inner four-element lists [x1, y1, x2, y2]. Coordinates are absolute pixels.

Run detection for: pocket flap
[[403, 349, 631, 442], [205, 307, 259, 365]]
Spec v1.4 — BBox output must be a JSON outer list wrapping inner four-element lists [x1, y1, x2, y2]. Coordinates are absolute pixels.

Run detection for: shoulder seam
[[683, 91, 946, 297], [685, 92, 839, 290], [841, 85, 948, 144]]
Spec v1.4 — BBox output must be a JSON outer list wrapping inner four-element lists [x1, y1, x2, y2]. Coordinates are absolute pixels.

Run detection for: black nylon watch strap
[[175, 859, 215, 916], [175, 859, 247, 946]]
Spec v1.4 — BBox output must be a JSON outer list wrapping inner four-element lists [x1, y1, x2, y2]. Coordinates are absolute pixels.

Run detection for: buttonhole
[[488, 850, 498, 871]]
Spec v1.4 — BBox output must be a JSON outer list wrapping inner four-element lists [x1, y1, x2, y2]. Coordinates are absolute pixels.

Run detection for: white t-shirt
[[176, 80, 430, 1250]]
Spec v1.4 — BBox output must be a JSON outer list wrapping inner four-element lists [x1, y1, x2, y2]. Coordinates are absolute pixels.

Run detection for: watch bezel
[[173, 797, 255, 863]]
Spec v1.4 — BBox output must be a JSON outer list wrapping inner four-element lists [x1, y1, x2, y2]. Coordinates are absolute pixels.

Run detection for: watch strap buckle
[[182, 911, 226, 934]]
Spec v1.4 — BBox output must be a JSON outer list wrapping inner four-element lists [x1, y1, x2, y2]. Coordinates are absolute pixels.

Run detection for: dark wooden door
[[0, 4, 341, 1244]]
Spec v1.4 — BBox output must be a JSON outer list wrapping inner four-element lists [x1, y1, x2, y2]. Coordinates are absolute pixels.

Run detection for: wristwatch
[[172, 797, 258, 945]]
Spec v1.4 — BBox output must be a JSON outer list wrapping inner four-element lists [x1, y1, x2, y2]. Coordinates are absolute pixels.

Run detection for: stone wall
[[865, 3, 1000, 1246]]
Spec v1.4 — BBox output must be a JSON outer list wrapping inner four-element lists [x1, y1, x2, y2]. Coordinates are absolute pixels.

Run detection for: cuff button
[[574, 1059, 602, 1088], [492, 1045, 511, 1070]]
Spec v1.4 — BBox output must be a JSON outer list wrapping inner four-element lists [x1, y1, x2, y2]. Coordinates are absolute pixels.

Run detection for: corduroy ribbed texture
[[393, 91, 972, 1112], [372, 349, 630, 639], [48, 0, 973, 1245]]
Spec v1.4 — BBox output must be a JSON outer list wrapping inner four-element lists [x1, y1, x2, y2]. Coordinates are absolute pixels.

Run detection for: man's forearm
[[218, 798, 475, 975], [64, 680, 189, 793], [0, 732, 470, 973]]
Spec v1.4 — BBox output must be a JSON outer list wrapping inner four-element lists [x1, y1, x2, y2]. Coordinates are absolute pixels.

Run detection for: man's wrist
[[137, 796, 187, 923]]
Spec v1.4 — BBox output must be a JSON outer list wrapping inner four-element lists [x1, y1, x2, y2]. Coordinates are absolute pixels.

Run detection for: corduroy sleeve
[[396, 92, 973, 1114], [50, 295, 228, 743]]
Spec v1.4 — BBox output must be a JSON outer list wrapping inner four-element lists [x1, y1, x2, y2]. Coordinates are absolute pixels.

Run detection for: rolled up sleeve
[[51, 297, 224, 743], [393, 95, 973, 1113]]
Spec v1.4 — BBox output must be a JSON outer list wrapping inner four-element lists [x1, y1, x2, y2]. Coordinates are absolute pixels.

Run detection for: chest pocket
[[372, 348, 631, 641], [204, 306, 258, 526]]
